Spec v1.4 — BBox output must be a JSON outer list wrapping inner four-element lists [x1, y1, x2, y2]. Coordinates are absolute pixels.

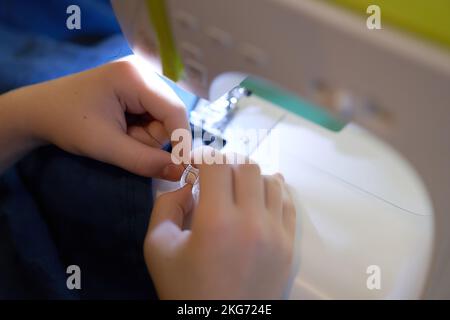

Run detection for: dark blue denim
[[0, 147, 156, 299]]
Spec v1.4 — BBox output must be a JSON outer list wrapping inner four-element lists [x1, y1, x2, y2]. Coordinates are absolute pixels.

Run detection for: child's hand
[[0, 61, 189, 179], [144, 160, 296, 299]]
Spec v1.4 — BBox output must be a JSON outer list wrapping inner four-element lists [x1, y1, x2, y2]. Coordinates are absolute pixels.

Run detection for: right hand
[[144, 159, 296, 299]]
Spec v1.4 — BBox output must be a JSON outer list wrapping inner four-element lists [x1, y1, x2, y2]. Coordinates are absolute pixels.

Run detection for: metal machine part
[[190, 87, 251, 139]]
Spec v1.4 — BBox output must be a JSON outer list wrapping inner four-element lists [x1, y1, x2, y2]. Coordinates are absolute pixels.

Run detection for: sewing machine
[[112, 0, 450, 299]]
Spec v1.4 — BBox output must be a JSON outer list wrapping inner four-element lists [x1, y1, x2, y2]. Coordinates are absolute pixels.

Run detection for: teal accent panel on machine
[[241, 78, 347, 132]]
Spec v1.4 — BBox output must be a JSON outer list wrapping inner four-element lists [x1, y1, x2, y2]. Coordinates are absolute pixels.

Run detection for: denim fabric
[[0, 147, 157, 299]]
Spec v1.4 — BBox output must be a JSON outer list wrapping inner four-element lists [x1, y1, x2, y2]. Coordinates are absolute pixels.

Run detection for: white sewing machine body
[[221, 91, 433, 299], [112, 0, 450, 299]]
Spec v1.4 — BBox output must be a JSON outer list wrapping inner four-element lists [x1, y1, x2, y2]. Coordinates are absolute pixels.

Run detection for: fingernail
[[163, 163, 184, 181]]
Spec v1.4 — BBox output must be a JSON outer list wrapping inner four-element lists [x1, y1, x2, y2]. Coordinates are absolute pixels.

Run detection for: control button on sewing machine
[[174, 11, 199, 30], [184, 59, 207, 87], [239, 43, 269, 66], [205, 27, 233, 48]]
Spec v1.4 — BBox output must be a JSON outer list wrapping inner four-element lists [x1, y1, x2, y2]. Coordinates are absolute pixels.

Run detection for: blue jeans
[[0, 147, 157, 299]]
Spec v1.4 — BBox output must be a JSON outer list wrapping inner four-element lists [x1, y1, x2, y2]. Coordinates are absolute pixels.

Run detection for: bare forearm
[[0, 89, 44, 173]]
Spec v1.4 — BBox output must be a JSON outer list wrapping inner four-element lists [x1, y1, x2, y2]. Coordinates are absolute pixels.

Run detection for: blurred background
[[0, 0, 197, 107]]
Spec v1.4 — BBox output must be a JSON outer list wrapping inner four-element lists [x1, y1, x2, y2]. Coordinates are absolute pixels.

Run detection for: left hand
[[0, 60, 189, 179]]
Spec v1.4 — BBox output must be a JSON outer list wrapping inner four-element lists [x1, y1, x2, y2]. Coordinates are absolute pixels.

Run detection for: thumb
[[145, 185, 194, 251]]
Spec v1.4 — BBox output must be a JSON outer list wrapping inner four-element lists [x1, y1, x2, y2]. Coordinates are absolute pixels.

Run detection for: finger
[[159, 163, 185, 181], [281, 184, 296, 238], [233, 163, 264, 210], [190, 146, 226, 166], [106, 131, 184, 180], [149, 184, 194, 232], [264, 174, 283, 217], [137, 78, 190, 148], [128, 121, 170, 148], [127, 126, 163, 148], [192, 147, 234, 207], [146, 185, 194, 250], [274, 172, 285, 182], [110, 61, 191, 149], [223, 152, 253, 165], [145, 121, 170, 146]]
